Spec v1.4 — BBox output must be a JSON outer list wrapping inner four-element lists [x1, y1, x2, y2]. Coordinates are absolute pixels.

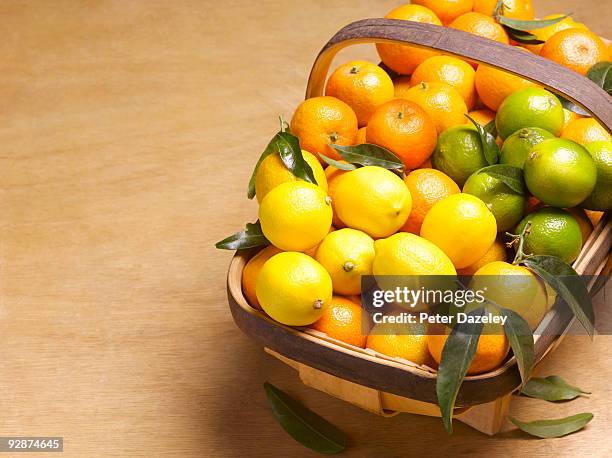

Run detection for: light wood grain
[[0, 1, 610, 456]]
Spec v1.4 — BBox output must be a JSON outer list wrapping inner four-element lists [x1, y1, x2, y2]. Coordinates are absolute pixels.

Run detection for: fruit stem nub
[[313, 300, 323, 309], [343, 261, 355, 272]]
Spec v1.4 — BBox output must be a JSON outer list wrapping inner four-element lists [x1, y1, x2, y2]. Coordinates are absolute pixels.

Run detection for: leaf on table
[[330, 144, 405, 172], [510, 413, 593, 438], [478, 164, 526, 195], [264, 382, 347, 455], [465, 114, 499, 165], [436, 307, 485, 434], [500, 308, 534, 385], [215, 222, 270, 250], [521, 375, 590, 402], [523, 255, 595, 338]]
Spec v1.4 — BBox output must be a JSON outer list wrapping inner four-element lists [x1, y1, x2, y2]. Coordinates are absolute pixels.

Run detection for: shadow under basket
[[226, 19, 612, 436]]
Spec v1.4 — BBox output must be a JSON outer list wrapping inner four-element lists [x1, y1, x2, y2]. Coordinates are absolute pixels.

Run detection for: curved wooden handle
[[306, 19, 612, 133]]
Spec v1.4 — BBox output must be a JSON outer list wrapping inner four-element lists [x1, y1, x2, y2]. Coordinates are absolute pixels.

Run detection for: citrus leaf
[[493, 0, 504, 16], [557, 95, 590, 116], [586, 61, 612, 96], [248, 134, 282, 199], [521, 375, 590, 401], [215, 222, 270, 250], [466, 114, 499, 165], [500, 308, 534, 385], [502, 26, 545, 44], [477, 164, 526, 195], [484, 119, 498, 138], [522, 255, 595, 338], [330, 144, 405, 171], [497, 15, 568, 31], [318, 153, 358, 171], [436, 307, 485, 434], [264, 382, 347, 454], [510, 413, 593, 438]]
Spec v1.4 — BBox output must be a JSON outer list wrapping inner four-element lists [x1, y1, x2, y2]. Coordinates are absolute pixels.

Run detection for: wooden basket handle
[[306, 19, 612, 132]]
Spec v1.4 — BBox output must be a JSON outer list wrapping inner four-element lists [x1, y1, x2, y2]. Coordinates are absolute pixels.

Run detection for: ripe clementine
[[366, 99, 438, 169], [325, 60, 395, 127], [401, 82, 467, 133], [290, 96, 358, 161], [464, 109, 495, 126], [562, 108, 582, 131], [356, 126, 367, 144], [475, 62, 539, 111], [410, 55, 477, 109], [310, 295, 369, 348], [394, 76, 412, 99], [561, 117, 612, 145], [449, 12, 509, 45], [401, 169, 461, 234], [376, 4, 443, 75], [540, 28, 608, 75], [525, 14, 588, 54], [367, 321, 433, 366], [411, 0, 474, 25], [473, 0, 534, 20], [242, 245, 283, 310]]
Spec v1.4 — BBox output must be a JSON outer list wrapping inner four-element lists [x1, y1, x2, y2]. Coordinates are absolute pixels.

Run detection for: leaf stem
[[507, 221, 532, 265]]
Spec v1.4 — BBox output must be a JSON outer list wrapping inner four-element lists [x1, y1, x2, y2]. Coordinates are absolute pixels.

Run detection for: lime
[[580, 141, 612, 211], [500, 127, 555, 169], [515, 207, 582, 264], [463, 170, 527, 231], [495, 88, 564, 140], [524, 138, 597, 208], [431, 125, 488, 186]]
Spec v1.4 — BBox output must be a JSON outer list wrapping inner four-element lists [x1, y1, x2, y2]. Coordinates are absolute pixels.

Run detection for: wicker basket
[[226, 20, 612, 435]]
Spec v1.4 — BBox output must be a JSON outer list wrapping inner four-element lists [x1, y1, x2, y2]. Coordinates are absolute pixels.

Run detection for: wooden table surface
[[1, 1, 610, 456]]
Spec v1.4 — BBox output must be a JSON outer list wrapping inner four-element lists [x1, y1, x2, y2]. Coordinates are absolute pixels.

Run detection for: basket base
[[266, 348, 512, 436]]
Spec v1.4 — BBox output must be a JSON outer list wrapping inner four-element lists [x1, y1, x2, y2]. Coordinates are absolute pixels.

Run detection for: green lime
[[500, 127, 555, 169], [580, 141, 612, 211], [524, 138, 597, 208], [516, 207, 582, 264], [463, 170, 527, 232], [432, 126, 488, 186], [495, 88, 564, 140]]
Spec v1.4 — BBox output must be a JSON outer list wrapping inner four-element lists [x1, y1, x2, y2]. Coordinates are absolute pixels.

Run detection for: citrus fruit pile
[[221, 1, 610, 377]]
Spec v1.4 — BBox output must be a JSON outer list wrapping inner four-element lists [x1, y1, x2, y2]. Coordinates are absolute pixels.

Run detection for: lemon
[[333, 166, 412, 238], [420, 194, 497, 269], [255, 150, 328, 203], [259, 181, 332, 252], [256, 252, 332, 326], [470, 261, 549, 330], [315, 228, 375, 295]]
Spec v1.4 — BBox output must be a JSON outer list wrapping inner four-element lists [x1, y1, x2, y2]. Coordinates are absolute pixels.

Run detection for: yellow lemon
[[333, 166, 412, 238], [420, 194, 497, 269], [457, 239, 508, 276], [315, 228, 375, 295], [367, 321, 433, 366], [259, 181, 332, 252], [241, 245, 283, 309], [471, 261, 550, 330], [255, 150, 327, 203], [256, 252, 333, 326]]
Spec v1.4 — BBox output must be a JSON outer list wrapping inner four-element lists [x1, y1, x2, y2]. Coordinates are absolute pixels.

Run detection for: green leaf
[[484, 119, 498, 138], [436, 307, 485, 434], [247, 130, 316, 200], [522, 255, 595, 338], [493, 0, 504, 16], [318, 153, 358, 171], [497, 15, 568, 31], [522, 375, 590, 401], [500, 308, 534, 385], [466, 114, 499, 165], [503, 26, 545, 45], [215, 222, 270, 250], [558, 95, 590, 116], [478, 164, 526, 195], [510, 413, 593, 438], [586, 61, 612, 96], [264, 382, 347, 454], [330, 144, 405, 172]]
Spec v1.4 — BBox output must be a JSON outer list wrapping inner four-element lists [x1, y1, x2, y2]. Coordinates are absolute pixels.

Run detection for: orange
[[412, 0, 473, 25], [394, 76, 412, 98], [241, 245, 283, 310], [465, 109, 495, 126], [527, 195, 542, 213], [428, 327, 509, 374], [366, 99, 438, 169], [325, 60, 395, 127], [456, 239, 507, 275], [409, 55, 477, 109], [401, 169, 461, 234], [325, 163, 349, 228], [290, 96, 358, 161], [473, 0, 534, 20], [562, 108, 582, 131], [376, 5, 443, 75], [566, 207, 594, 245], [417, 158, 433, 169], [367, 321, 433, 366], [475, 61, 539, 111], [540, 29, 608, 76], [310, 296, 369, 348], [449, 12, 509, 45], [585, 210, 603, 227], [561, 117, 612, 145], [525, 14, 588, 54], [400, 82, 468, 133], [356, 126, 367, 144]]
